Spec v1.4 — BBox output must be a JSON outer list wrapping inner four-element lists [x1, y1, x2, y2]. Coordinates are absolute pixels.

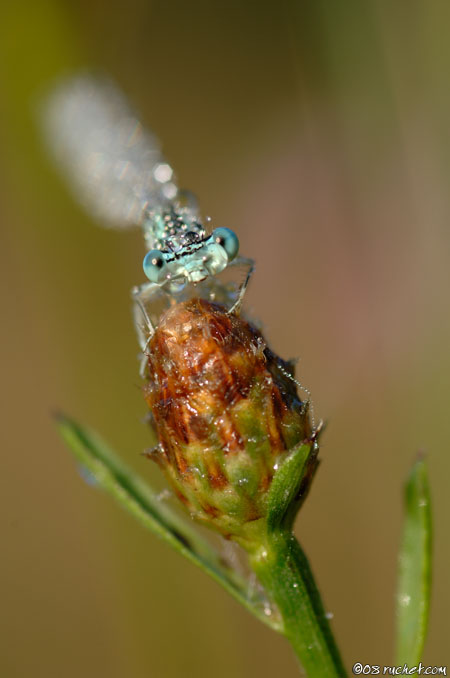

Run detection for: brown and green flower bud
[[144, 298, 314, 547]]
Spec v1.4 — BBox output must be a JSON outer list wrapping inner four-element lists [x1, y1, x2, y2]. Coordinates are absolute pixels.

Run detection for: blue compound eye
[[143, 250, 167, 283], [212, 227, 239, 262]]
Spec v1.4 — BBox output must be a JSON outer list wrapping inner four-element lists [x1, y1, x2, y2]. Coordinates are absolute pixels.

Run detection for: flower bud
[[144, 298, 315, 547]]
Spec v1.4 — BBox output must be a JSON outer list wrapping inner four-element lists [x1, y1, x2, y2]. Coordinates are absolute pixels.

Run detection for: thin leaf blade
[[56, 413, 282, 631], [396, 457, 432, 665]]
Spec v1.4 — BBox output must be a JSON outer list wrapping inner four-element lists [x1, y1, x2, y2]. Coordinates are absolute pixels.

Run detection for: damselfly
[[42, 75, 314, 421], [42, 76, 254, 356]]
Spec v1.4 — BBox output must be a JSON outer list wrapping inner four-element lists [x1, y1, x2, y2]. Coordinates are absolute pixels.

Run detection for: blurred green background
[[1, 1, 449, 676]]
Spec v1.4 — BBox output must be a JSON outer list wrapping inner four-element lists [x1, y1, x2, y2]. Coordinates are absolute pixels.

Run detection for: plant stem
[[250, 530, 346, 677]]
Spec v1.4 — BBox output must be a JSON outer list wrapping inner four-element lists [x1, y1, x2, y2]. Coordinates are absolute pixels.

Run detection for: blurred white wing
[[42, 75, 178, 229]]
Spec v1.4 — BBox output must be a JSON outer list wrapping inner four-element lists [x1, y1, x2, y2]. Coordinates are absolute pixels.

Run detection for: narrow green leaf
[[395, 457, 432, 665], [56, 413, 282, 632]]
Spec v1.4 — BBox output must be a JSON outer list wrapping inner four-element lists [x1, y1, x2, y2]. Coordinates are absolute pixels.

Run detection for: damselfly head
[[143, 223, 239, 287]]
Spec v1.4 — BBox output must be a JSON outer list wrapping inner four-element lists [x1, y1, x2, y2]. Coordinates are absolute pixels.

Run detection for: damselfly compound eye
[[212, 227, 239, 262], [143, 250, 167, 283]]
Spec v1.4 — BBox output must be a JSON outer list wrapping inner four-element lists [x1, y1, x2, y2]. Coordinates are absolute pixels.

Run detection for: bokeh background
[[1, 1, 449, 676]]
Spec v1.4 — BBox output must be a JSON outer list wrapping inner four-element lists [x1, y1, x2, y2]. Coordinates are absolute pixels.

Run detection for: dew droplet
[[399, 594, 411, 607], [77, 464, 99, 487], [153, 162, 173, 183], [156, 488, 172, 501]]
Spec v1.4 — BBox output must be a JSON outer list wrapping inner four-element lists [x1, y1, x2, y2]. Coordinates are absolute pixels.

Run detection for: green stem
[[250, 530, 346, 678]]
